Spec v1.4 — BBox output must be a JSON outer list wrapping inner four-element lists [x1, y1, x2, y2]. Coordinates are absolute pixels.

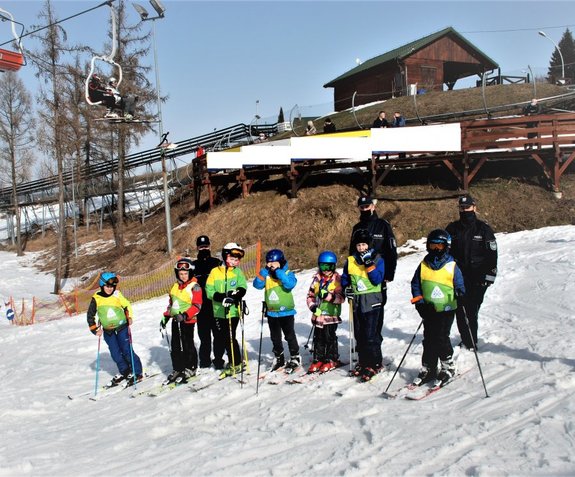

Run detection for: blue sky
[[2, 0, 574, 155]]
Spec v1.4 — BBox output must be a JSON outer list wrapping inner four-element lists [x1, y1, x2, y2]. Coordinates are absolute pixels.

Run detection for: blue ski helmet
[[99, 272, 118, 287], [318, 250, 337, 272], [265, 249, 286, 268]]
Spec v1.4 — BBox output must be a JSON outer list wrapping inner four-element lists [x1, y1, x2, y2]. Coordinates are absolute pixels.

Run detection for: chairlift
[[85, 4, 127, 120], [0, 8, 25, 73]]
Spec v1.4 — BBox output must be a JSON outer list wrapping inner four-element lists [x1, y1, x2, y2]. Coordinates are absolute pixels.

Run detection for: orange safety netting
[[8, 242, 261, 326]]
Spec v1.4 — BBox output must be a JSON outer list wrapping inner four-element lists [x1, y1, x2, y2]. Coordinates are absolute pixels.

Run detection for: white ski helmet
[[222, 242, 245, 260]]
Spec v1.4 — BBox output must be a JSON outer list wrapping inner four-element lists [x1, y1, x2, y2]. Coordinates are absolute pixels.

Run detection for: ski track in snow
[[0, 225, 574, 476]]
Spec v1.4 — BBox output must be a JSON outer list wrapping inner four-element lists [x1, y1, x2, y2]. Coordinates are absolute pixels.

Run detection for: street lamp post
[[538, 30, 565, 83], [133, 0, 173, 254]]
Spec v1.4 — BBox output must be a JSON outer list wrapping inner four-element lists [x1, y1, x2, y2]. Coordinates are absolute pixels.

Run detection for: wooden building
[[324, 27, 498, 111]]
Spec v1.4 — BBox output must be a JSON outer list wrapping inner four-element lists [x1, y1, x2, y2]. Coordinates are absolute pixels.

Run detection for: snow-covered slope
[[0, 226, 574, 476]]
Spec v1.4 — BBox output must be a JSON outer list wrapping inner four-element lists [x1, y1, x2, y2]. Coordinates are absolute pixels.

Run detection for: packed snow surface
[[1, 225, 574, 476]]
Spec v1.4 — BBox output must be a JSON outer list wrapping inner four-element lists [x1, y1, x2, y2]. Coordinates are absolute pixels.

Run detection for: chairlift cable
[[0, 1, 115, 48]]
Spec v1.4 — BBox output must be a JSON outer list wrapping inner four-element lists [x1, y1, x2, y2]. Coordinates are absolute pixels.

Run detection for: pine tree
[[278, 107, 285, 123], [546, 28, 575, 84]]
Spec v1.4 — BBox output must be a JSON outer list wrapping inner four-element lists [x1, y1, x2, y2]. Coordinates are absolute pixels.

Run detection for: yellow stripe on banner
[[310, 130, 372, 138]]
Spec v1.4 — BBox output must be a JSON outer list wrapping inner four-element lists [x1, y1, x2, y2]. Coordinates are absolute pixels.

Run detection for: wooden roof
[[324, 27, 499, 87]]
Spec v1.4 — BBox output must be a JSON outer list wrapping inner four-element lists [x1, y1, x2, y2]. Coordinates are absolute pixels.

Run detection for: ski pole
[[239, 301, 245, 388], [462, 304, 489, 398], [348, 297, 355, 373], [256, 301, 266, 395], [127, 324, 138, 389], [382, 318, 424, 397], [160, 322, 171, 348], [226, 304, 237, 377], [94, 332, 101, 397], [303, 324, 315, 352], [242, 301, 250, 375]]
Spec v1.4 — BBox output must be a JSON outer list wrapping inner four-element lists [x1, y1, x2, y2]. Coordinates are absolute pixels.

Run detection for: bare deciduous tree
[[0, 72, 35, 256]]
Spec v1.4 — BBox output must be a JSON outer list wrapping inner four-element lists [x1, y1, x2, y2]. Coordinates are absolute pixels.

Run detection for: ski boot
[[219, 364, 242, 380], [107, 373, 126, 387], [413, 365, 436, 386], [125, 373, 143, 387], [349, 364, 363, 377], [360, 367, 378, 382], [437, 358, 456, 384], [271, 354, 285, 372], [320, 360, 337, 373], [308, 360, 323, 374], [285, 355, 301, 374]]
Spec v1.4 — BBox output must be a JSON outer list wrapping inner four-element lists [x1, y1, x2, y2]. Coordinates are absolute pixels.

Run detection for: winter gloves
[[216, 288, 246, 308], [160, 312, 188, 327], [359, 250, 374, 267]]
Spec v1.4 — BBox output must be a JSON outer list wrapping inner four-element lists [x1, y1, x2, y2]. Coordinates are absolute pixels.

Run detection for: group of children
[[88, 226, 466, 387]]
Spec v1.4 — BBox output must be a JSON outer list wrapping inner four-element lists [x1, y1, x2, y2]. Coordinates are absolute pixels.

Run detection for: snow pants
[[456, 283, 488, 349], [422, 310, 455, 370], [103, 325, 143, 376], [214, 316, 241, 367], [197, 304, 223, 368], [312, 323, 339, 362], [170, 320, 198, 372], [354, 306, 383, 369], [267, 315, 299, 359]]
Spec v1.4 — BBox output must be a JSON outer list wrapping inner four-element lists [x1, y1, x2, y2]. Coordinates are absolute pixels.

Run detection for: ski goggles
[[319, 263, 335, 272], [104, 277, 119, 287], [428, 242, 446, 251], [228, 249, 245, 259], [175, 261, 193, 270]]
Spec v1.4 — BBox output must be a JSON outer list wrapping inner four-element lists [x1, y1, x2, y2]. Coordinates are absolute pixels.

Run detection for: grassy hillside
[[6, 83, 575, 278]]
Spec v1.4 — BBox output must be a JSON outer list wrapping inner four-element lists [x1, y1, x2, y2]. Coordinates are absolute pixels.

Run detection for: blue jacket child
[[253, 249, 300, 372], [341, 229, 386, 382], [410, 229, 466, 385]]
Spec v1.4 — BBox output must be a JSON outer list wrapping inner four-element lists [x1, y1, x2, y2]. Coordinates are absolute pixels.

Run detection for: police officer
[[349, 196, 397, 342], [191, 235, 223, 368], [446, 195, 498, 350]]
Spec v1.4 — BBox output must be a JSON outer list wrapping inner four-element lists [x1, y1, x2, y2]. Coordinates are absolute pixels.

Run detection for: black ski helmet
[[352, 228, 372, 248], [265, 249, 286, 268], [174, 257, 194, 280], [426, 229, 451, 257]]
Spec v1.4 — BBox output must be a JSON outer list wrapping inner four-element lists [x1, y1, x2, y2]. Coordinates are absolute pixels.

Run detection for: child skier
[[341, 229, 386, 382], [305, 251, 345, 373], [410, 229, 466, 385], [205, 243, 248, 378], [87, 272, 143, 387], [160, 257, 203, 385], [253, 249, 301, 373]]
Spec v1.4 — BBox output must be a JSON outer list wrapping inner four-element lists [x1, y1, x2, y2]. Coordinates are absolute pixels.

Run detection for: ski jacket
[[411, 253, 465, 312], [445, 213, 498, 286], [341, 253, 385, 314], [253, 262, 297, 318], [87, 289, 133, 332], [205, 265, 247, 319], [165, 278, 202, 324], [349, 211, 397, 281], [306, 271, 344, 327]]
